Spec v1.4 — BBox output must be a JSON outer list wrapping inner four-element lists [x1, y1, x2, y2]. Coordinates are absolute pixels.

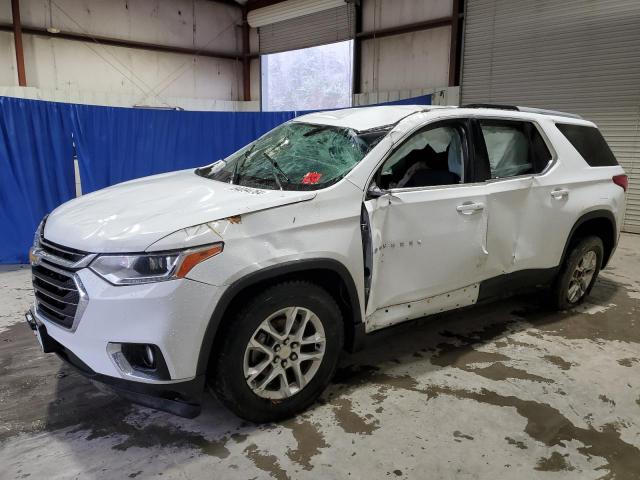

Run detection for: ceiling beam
[[0, 23, 243, 61], [357, 16, 452, 41], [245, 0, 289, 12], [207, 0, 244, 8]]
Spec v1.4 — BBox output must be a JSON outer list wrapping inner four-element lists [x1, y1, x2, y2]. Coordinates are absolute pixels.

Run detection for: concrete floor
[[1, 235, 640, 480]]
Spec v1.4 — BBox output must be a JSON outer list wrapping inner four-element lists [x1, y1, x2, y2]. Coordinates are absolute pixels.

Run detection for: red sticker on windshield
[[302, 172, 322, 184]]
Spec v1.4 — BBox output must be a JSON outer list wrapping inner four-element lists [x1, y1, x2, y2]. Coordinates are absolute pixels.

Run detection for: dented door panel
[[484, 176, 535, 277], [364, 185, 489, 328]]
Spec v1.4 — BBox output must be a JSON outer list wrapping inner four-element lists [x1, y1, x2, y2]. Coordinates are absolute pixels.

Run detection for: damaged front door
[[363, 120, 490, 332]]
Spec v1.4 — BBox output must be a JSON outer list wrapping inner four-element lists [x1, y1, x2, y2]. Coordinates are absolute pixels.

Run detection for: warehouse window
[[261, 40, 353, 112]]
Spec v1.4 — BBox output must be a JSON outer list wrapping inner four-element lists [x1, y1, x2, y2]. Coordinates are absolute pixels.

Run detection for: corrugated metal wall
[[258, 4, 355, 54], [461, 0, 640, 233]]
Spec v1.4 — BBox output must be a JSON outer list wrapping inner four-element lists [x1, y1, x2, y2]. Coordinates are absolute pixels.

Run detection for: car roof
[[292, 105, 595, 131], [292, 105, 429, 131]]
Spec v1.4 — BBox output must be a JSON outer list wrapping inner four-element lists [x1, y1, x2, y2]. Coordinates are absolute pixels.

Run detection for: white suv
[[26, 105, 627, 422]]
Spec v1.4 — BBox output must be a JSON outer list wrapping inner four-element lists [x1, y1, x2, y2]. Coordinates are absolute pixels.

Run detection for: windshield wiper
[[262, 151, 290, 191], [303, 125, 333, 137], [232, 143, 257, 185]]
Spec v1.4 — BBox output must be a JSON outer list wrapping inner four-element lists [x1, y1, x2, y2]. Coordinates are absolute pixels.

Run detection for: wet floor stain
[[418, 383, 640, 478], [244, 443, 290, 480], [543, 355, 574, 370], [467, 362, 554, 383], [534, 451, 575, 472], [512, 286, 640, 344], [430, 345, 511, 369], [2, 245, 640, 479], [330, 352, 640, 478], [0, 322, 132, 442], [331, 397, 379, 435], [504, 436, 528, 449], [598, 394, 616, 407], [231, 432, 248, 443], [453, 430, 474, 441], [618, 357, 639, 367], [281, 417, 328, 470], [124, 427, 229, 458]]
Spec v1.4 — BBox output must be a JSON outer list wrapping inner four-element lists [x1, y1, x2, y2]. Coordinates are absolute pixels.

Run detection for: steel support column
[[242, 7, 251, 101], [352, 0, 363, 95], [11, 0, 27, 86], [448, 0, 461, 86]]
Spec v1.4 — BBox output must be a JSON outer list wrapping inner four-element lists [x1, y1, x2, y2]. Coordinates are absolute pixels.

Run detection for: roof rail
[[462, 103, 582, 119], [516, 106, 583, 119], [463, 103, 518, 111]]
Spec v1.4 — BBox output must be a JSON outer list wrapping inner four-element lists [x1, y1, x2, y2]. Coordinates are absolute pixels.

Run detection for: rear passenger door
[[473, 118, 556, 278]]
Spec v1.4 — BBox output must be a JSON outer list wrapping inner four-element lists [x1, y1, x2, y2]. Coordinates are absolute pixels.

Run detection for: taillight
[[612, 174, 628, 192]]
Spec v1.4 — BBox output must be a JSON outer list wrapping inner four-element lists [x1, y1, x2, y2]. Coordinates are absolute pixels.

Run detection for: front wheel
[[211, 281, 343, 422], [551, 236, 603, 310]]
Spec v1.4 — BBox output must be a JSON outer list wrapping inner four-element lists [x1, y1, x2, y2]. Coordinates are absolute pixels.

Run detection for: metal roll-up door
[[461, 0, 640, 233], [255, 2, 355, 55]]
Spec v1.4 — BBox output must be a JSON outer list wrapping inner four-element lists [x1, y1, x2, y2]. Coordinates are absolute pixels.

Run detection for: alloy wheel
[[567, 250, 597, 303], [243, 307, 326, 400]]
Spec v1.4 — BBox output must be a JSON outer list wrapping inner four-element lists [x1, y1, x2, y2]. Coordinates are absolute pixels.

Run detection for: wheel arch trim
[[195, 258, 362, 376], [560, 209, 617, 268]]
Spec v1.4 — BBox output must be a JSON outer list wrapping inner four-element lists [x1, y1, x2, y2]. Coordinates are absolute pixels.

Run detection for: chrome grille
[[32, 262, 80, 329], [31, 237, 92, 331], [40, 237, 87, 264]]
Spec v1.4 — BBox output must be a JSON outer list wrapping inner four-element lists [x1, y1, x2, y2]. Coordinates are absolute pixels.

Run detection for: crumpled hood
[[44, 170, 315, 252]]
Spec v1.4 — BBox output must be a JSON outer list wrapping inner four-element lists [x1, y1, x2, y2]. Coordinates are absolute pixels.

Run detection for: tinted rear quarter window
[[556, 123, 618, 166]]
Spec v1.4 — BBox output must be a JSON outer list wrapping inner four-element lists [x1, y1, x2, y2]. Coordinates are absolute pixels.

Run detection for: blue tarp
[[0, 94, 431, 263], [0, 97, 76, 264], [70, 106, 296, 193]]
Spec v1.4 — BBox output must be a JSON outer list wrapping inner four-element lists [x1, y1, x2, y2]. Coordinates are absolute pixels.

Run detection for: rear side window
[[479, 120, 552, 178], [556, 123, 618, 166]]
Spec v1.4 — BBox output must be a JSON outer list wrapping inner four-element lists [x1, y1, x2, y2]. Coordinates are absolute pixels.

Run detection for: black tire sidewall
[[214, 282, 343, 422], [554, 236, 603, 310]]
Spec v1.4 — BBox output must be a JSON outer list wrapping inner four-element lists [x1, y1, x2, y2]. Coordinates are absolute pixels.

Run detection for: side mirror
[[367, 184, 388, 198]]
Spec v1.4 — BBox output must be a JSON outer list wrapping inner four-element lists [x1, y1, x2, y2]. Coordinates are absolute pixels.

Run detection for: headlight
[[90, 243, 223, 285]]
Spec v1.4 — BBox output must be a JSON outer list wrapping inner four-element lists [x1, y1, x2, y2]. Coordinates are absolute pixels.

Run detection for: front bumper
[[35, 268, 223, 381], [28, 262, 227, 418], [26, 308, 206, 418]]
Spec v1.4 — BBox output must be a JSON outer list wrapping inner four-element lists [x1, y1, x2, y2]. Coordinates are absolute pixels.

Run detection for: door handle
[[456, 202, 484, 215], [550, 188, 569, 199]]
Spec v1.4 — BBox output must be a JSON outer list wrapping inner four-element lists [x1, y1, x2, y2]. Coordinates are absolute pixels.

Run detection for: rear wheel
[[551, 236, 603, 310], [211, 281, 343, 422]]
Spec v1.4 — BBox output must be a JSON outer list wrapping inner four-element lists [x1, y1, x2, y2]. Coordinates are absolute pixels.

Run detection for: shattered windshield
[[196, 122, 390, 191]]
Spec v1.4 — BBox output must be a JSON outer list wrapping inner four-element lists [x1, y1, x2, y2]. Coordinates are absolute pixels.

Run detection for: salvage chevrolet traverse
[[26, 104, 627, 422]]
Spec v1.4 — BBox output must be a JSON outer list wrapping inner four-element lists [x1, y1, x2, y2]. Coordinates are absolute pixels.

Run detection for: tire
[[211, 281, 343, 422], [551, 236, 603, 310]]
